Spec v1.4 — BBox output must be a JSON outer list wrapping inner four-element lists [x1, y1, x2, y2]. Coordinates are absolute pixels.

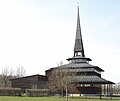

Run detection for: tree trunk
[[66, 87, 68, 101], [61, 87, 64, 97]]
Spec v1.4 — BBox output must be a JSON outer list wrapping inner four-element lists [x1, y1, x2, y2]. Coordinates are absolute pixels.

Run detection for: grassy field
[[0, 96, 120, 101]]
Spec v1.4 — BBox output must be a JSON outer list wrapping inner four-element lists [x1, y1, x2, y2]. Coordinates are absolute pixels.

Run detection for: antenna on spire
[[77, 2, 79, 13]]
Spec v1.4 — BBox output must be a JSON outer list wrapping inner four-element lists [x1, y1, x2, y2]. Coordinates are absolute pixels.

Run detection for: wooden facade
[[11, 74, 48, 90], [45, 5, 114, 95], [11, 5, 114, 96]]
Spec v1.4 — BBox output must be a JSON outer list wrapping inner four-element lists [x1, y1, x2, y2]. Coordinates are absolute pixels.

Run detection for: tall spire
[[66, 5, 91, 62], [74, 6, 85, 57]]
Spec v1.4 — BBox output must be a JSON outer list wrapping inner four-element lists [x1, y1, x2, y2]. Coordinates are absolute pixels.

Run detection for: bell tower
[[74, 6, 85, 57], [67, 6, 91, 63]]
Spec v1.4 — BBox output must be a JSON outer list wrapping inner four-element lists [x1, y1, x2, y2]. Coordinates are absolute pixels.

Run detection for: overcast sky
[[0, 0, 120, 83]]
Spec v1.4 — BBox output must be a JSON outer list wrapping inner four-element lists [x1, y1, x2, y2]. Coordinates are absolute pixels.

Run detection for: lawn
[[0, 96, 120, 101]]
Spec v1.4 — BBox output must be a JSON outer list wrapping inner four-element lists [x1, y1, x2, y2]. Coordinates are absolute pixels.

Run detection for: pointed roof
[[67, 5, 91, 62], [71, 76, 115, 84], [74, 6, 85, 57]]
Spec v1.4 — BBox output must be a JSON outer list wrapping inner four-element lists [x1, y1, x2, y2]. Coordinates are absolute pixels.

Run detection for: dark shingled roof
[[67, 56, 92, 61], [58, 62, 104, 72], [71, 76, 115, 84], [11, 74, 47, 80]]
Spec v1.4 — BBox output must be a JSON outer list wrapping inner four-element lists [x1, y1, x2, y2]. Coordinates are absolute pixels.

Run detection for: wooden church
[[11, 6, 114, 95], [46, 6, 114, 95]]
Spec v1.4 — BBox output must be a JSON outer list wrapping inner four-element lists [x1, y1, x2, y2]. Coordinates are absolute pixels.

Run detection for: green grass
[[0, 96, 120, 101]]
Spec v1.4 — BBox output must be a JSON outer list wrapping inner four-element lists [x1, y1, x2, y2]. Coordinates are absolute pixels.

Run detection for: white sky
[[0, 0, 120, 83]]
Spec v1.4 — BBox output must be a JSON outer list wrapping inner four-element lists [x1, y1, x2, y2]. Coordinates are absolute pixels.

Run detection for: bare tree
[[113, 82, 120, 95], [0, 66, 26, 87], [48, 67, 76, 101], [1, 67, 14, 87], [15, 66, 26, 78], [57, 60, 64, 66]]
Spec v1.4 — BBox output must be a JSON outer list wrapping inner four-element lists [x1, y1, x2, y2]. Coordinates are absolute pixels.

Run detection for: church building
[[46, 6, 114, 95], [11, 6, 114, 95]]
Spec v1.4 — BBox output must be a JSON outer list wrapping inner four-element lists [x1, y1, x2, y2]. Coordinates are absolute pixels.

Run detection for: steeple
[[67, 5, 92, 62], [74, 6, 85, 57]]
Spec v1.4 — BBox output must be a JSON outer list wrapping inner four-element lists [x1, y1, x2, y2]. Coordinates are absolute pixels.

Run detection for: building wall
[[11, 75, 48, 90], [11, 76, 37, 89], [77, 86, 101, 94], [37, 82, 48, 89]]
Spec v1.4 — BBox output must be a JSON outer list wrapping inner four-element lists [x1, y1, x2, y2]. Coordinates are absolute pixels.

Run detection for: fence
[[26, 89, 49, 97], [0, 88, 49, 96], [0, 88, 21, 96]]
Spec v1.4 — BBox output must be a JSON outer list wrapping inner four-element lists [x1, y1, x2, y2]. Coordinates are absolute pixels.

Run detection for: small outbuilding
[[11, 74, 48, 90]]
